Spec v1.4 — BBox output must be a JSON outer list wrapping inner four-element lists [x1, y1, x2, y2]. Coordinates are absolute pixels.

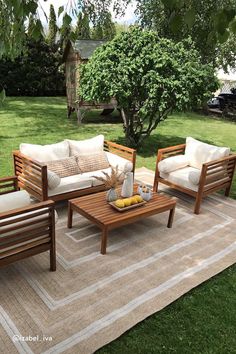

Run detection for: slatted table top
[[68, 184, 176, 228]]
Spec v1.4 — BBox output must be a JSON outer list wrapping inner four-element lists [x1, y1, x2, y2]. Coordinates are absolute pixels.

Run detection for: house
[[62, 39, 116, 122]]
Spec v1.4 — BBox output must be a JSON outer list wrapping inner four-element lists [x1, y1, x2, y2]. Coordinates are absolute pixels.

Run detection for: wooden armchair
[[13, 140, 136, 202], [153, 144, 236, 214], [0, 176, 56, 270]]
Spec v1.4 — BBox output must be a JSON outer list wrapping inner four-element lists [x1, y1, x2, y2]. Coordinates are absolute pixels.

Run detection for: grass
[[0, 97, 236, 353]]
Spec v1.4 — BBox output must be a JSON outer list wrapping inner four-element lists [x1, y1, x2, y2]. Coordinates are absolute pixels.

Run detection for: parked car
[[208, 87, 236, 111]]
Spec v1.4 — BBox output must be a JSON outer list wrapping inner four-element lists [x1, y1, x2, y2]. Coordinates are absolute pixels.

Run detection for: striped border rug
[[1, 167, 236, 354]]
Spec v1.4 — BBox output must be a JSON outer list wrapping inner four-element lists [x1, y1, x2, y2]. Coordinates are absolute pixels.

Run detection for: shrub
[[79, 28, 219, 148]]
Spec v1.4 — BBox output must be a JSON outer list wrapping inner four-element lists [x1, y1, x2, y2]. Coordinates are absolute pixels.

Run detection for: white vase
[[121, 172, 133, 198]]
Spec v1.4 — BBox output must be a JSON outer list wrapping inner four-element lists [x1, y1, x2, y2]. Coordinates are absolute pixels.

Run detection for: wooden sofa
[[0, 176, 56, 270], [153, 143, 236, 214], [13, 140, 136, 202]]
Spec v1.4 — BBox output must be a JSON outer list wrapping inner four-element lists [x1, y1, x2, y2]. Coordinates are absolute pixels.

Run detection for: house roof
[[73, 40, 106, 59], [63, 39, 106, 61]]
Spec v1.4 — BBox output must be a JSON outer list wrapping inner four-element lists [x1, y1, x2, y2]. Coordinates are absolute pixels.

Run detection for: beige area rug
[[1, 167, 236, 354]]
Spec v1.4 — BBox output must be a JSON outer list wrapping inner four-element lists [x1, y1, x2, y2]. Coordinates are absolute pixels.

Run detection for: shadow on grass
[[69, 109, 123, 125]]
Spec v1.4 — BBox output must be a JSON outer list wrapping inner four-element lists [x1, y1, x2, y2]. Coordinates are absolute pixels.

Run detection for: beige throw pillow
[[46, 157, 80, 178], [77, 152, 110, 173]]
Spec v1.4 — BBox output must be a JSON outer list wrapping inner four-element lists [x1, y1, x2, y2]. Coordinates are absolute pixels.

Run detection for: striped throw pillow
[[46, 157, 80, 178], [77, 152, 110, 173]]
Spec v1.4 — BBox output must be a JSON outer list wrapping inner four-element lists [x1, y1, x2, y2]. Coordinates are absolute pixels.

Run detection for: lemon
[[124, 198, 132, 207], [135, 195, 143, 203], [130, 196, 138, 205], [115, 199, 125, 208]]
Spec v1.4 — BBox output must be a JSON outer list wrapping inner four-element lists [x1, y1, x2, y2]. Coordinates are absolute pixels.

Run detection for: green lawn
[[1, 97, 236, 353]]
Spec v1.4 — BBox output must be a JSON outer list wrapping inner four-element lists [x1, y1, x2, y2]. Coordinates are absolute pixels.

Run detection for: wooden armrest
[[157, 144, 186, 162], [0, 176, 18, 183], [0, 176, 18, 195], [199, 154, 236, 191], [0, 200, 55, 221], [13, 150, 48, 201], [104, 140, 136, 154], [104, 140, 136, 171], [13, 150, 46, 168], [203, 154, 236, 169]]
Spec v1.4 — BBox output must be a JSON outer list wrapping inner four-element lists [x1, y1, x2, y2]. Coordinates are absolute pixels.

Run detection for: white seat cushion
[[0, 190, 31, 213], [20, 141, 69, 162], [48, 174, 92, 196], [67, 135, 104, 157], [185, 137, 230, 169], [105, 152, 133, 173], [158, 155, 189, 174], [160, 167, 199, 191]]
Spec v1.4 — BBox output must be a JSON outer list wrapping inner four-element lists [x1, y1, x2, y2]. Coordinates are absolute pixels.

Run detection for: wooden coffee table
[[67, 185, 176, 255]]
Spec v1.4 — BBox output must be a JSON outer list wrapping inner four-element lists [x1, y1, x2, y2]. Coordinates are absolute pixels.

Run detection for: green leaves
[[169, 13, 183, 32], [184, 8, 196, 28], [63, 13, 72, 27], [229, 18, 236, 33], [58, 6, 64, 17], [79, 27, 218, 147], [31, 20, 44, 40]]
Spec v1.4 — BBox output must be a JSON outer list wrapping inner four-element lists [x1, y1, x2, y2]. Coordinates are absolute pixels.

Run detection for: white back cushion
[[105, 152, 133, 173], [20, 141, 69, 162], [185, 137, 230, 169], [0, 190, 31, 213], [67, 135, 104, 157]]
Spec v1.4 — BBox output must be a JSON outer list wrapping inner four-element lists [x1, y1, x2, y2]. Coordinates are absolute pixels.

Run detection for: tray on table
[[109, 200, 146, 212]]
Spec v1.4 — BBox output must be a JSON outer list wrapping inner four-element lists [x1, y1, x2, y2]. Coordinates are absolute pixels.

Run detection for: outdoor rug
[[1, 167, 236, 354]]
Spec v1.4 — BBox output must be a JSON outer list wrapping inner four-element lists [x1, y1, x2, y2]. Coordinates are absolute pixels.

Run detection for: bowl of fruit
[[110, 195, 145, 212]]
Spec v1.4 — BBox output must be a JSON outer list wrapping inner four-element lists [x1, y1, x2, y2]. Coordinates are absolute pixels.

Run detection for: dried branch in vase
[[93, 166, 123, 189]]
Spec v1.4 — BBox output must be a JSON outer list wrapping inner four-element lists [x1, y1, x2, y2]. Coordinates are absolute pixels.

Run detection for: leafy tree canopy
[[92, 11, 116, 40], [0, 39, 65, 96], [75, 11, 91, 39], [47, 4, 58, 46], [1, 0, 236, 60], [79, 28, 219, 148], [135, 0, 236, 70]]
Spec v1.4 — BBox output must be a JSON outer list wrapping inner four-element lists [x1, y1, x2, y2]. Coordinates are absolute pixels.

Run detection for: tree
[[135, 0, 236, 70], [27, 15, 36, 38], [79, 28, 219, 148], [217, 33, 236, 71], [1, 0, 236, 60], [80, 12, 91, 39], [92, 21, 104, 39], [75, 12, 83, 38], [59, 13, 73, 50], [0, 39, 65, 97], [92, 11, 116, 40], [47, 4, 58, 46], [102, 12, 116, 40]]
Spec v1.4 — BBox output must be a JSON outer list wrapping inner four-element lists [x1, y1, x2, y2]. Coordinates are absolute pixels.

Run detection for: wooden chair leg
[[225, 186, 231, 197], [194, 194, 203, 214], [50, 246, 56, 271], [153, 175, 159, 192], [50, 209, 56, 271]]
